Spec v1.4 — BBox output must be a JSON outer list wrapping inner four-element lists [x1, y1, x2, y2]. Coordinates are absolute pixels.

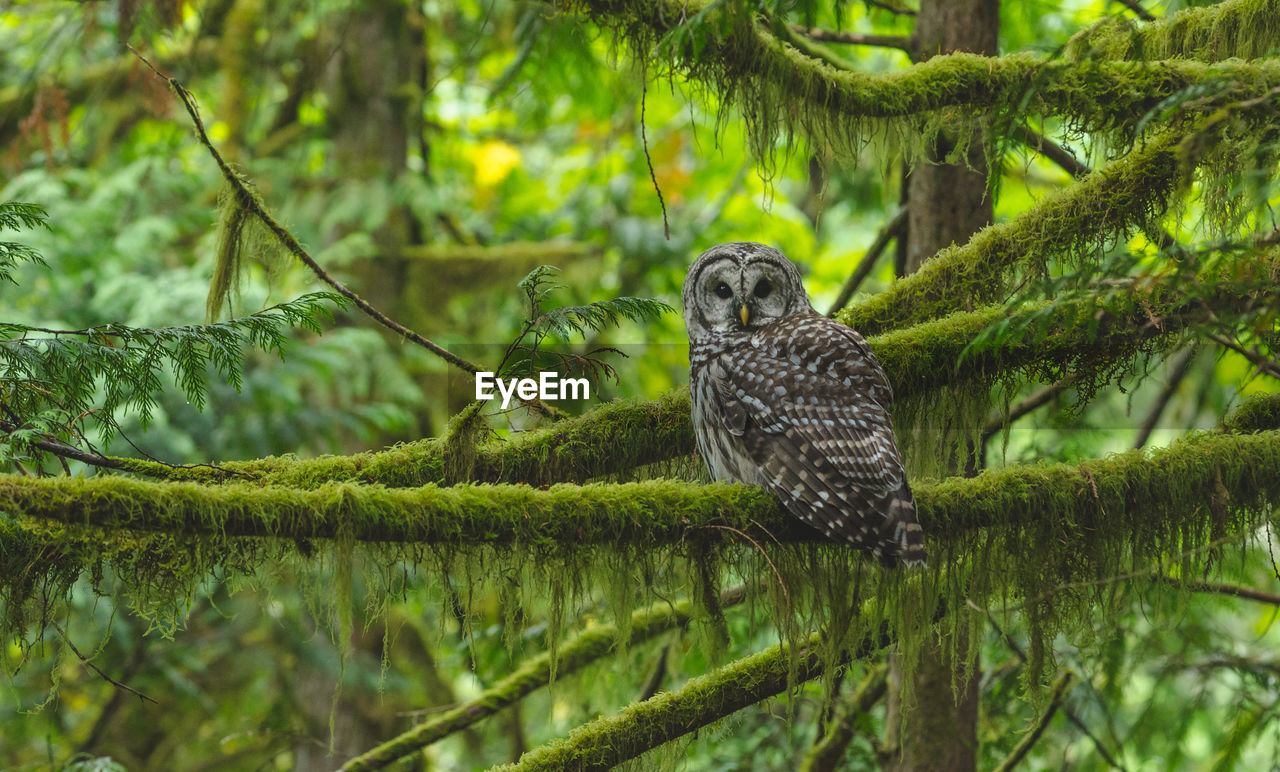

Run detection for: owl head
[[683, 242, 811, 339]]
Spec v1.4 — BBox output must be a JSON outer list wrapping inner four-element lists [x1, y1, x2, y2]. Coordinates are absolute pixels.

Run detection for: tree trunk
[[884, 1, 997, 770]]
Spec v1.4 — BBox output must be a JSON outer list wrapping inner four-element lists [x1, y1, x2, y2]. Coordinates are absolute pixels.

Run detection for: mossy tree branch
[[562, 0, 1280, 161], [8, 406, 1280, 550], [839, 133, 1180, 335], [494, 618, 894, 771], [339, 585, 750, 771], [1066, 0, 1280, 63]]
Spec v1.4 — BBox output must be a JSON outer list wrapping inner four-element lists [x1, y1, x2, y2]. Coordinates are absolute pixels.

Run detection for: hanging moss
[[1066, 0, 1280, 63], [563, 0, 1280, 171]]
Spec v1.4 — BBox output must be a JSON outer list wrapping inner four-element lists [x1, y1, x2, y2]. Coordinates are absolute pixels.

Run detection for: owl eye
[[753, 279, 773, 299], [714, 282, 733, 299]]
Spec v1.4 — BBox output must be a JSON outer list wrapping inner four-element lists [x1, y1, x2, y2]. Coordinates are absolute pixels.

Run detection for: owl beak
[[738, 304, 750, 327]]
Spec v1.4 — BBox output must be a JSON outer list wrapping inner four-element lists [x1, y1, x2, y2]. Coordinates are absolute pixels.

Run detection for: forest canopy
[[2, 0, 1280, 770]]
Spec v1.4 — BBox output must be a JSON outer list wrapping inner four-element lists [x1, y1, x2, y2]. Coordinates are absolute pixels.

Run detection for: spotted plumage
[[682, 242, 926, 567]]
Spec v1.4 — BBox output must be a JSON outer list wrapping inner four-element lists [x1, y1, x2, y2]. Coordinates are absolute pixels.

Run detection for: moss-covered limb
[[0, 475, 794, 544], [113, 389, 697, 487], [339, 584, 749, 772], [839, 134, 1179, 336], [8, 418, 1280, 549], [1219, 392, 1280, 433], [495, 617, 893, 772], [1066, 0, 1280, 63], [800, 665, 888, 772], [565, 0, 1280, 159]]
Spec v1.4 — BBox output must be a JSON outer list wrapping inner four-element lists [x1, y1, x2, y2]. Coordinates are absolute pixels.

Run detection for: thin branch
[[827, 210, 907, 316], [129, 48, 485, 377], [865, 0, 916, 15], [1133, 346, 1198, 449], [801, 665, 888, 772], [55, 623, 158, 705], [972, 603, 1128, 772], [992, 672, 1074, 772], [639, 74, 670, 240], [1115, 0, 1157, 23], [980, 380, 1071, 446], [791, 25, 914, 54], [1009, 124, 1090, 179], [1156, 575, 1280, 606], [1209, 332, 1280, 381], [0, 419, 127, 471], [340, 584, 750, 771]]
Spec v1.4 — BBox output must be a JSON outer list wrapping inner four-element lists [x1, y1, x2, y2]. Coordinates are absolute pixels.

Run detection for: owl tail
[[879, 483, 927, 569]]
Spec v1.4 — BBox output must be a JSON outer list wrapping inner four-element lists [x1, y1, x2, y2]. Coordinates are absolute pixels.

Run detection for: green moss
[[115, 389, 697, 488], [1066, 0, 1280, 63], [568, 0, 1280, 172], [491, 611, 892, 771]]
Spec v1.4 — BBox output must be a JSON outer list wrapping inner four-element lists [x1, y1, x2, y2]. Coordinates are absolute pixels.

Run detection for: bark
[[885, 2, 996, 769]]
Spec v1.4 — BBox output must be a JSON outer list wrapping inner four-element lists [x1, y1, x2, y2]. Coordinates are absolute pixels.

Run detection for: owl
[[683, 242, 926, 568]]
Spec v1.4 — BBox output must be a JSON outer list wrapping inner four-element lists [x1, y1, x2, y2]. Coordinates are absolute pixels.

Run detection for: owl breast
[[690, 340, 767, 486]]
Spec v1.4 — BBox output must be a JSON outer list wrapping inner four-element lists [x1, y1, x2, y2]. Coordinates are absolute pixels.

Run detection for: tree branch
[[131, 51, 485, 377], [495, 617, 895, 771], [992, 671, 1074, 772], [1208, 332, 1280, 381], [841, 133, 1182, 335], [8, 411, 1280, 550], [827, 210, 907, 316], [55, 622, 158, 705], [791, 25, 914, 54], [340, 585, 749, 771], [800, 665, 888, 772], [1114, 0, 1157, 23], [1133, 346, 1198, 449], [1155, 575, 1280, 606]]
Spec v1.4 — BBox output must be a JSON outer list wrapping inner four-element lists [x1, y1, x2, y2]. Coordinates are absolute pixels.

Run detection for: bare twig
[[700, 523, 791, 613], [640, 74, 670, 240], [1115, 0, 1157, 23], [981, 380, 1071, 446], [55, 623, 158, 705], [1209, 333, 1280, 381], [1133, 346, 1198, 449], [791, 25, 914, 54], [1155, 575, 1280, 606], [866, 0, 916, 16], [828, 210, 907, 316], [993, 671, 1074, 772]]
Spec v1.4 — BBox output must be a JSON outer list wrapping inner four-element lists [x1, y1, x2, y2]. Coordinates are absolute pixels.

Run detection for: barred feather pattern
[[684, 243, 925, 568]]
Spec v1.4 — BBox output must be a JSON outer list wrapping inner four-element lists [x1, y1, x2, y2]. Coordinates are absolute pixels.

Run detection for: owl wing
[[707, 314, 925, 567]]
